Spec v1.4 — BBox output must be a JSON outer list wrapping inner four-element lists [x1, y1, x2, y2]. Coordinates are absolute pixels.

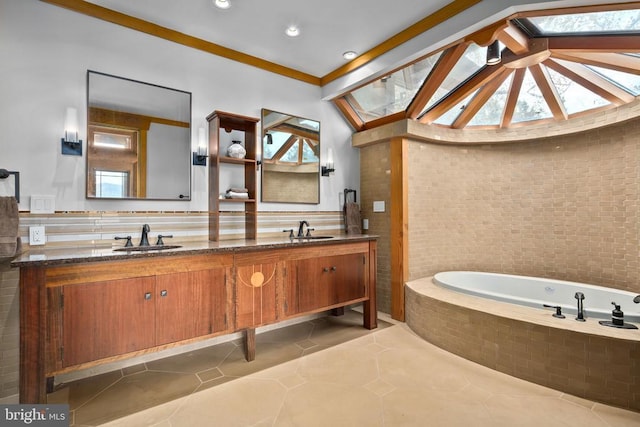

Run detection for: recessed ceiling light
[[343, 51, 357, 60], [214, 0, 231, 9], [285, 25, 300, 37]]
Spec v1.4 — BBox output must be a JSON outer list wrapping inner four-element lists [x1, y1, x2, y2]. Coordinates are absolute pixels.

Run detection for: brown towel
[[344, 202, 362, 234], [0, 196, 19, 258]]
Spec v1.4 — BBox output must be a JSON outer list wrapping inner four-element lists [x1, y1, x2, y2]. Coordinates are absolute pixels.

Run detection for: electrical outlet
[[29, 226, 46, 246]]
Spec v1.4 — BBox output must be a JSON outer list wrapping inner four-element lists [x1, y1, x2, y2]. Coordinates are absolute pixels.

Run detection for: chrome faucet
[[297, 220, 309, 237], [575, 292, 586, 321], [139, 224, 150, 246]]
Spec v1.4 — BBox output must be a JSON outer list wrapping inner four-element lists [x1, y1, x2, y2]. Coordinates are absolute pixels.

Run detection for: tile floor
[[48, 310, 640, 426]]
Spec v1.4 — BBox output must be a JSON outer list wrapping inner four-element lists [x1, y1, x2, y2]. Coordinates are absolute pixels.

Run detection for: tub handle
[[543, 304, 565, 319]]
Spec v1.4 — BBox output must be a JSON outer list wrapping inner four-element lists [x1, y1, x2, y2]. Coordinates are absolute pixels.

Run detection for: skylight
[[334, 5, 640, 132], [526, 10, 640, 35]]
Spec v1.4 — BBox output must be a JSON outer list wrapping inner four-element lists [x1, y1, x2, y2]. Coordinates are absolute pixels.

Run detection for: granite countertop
[[10, 234, 377, 267]]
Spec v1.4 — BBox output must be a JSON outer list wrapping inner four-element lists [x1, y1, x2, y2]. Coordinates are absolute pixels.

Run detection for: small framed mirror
[[86, 71, 192, 200], [261, 109, 320, 204]]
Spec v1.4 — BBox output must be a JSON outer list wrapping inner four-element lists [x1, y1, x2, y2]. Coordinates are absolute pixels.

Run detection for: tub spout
[[575, 292, 586, 322]]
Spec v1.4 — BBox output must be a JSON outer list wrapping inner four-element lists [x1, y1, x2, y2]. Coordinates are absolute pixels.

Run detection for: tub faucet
[[575, 292, 586, 322], [139, 224, 150, 246], [297, 220, 309, 237]]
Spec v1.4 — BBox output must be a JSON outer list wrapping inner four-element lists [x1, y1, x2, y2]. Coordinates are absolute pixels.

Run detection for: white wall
[[0, 0, 357, 212]]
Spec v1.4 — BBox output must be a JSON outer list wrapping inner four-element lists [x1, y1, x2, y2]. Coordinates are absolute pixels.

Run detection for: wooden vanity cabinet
[[284, 243, 369, 316], [43, 254, 233, 375], [18, 238, 377, 403]]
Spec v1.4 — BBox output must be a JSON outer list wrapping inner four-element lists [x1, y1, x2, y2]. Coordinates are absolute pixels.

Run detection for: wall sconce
[[193, 127, 208, 166], [61, 107, 82, 156], [322, 148, 335, 177], [486, 40, 501, 65]]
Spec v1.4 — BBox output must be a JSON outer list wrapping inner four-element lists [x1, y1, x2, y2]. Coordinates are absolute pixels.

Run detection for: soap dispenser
[[611, 302, 624, 326]]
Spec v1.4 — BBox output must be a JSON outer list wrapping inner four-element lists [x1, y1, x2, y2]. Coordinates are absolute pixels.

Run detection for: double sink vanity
[[12, 233, 378, 404]]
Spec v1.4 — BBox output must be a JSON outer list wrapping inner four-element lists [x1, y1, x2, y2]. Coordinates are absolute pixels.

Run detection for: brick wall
[[360, 142, 392, 313], [408, 118, 640, 294]]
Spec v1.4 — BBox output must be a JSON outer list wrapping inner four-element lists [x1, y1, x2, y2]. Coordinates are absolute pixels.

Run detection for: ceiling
[[45, 0, 473, 83]]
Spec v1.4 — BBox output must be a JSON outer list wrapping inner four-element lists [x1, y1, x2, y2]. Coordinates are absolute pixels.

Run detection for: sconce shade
[[64, 107, 79, 142], [486, 40, 501, 65], [322, 148, 335, 177], [61, 107, 82, 156], [193, 127, 208, 166]]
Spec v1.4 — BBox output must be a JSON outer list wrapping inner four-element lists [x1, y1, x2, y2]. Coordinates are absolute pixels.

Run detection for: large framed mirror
[[261, 109, 320, 204], [86, 71, 192, 200]]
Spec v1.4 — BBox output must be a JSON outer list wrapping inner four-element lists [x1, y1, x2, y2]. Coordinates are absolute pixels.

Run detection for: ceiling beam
[[496, 22, 529, 55], [452, 67, 513, 128], [419, 64, 506, 124], [548, 35, 640, 53], [549, 51, 640, 75], [529, 63, 567, 121], [543, 59, 634, 105], [40, 0, 322, 85], [407, 43, 469, 119], [333, 98, 365, 131], [501, 68, 526, 128]]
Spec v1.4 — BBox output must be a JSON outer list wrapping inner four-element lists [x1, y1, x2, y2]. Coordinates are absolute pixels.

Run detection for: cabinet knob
[[144, 292, 152, 300], [323, 267, 329, 273], [160, 290, 168, 297], [331, 266, 337, 272]]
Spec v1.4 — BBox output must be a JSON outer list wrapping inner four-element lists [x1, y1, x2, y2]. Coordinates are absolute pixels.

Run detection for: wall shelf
[[207, 110, 259, 241]]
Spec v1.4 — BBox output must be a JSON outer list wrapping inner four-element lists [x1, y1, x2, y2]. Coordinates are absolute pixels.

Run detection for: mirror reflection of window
[[261, 109, 320, 204], [95, 170, 130, 198], [87, 126, 140, 198], [86, 71, 192, 200]]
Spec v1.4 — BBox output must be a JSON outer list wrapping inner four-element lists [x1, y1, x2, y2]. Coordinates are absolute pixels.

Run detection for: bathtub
[[433, 271, 640, 323], [405, 273, 640, 412]]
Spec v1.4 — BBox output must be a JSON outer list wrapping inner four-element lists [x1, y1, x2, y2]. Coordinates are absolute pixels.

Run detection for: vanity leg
[[363, 241, 378, 330], [330, 307, 345, 316], [46, 376, 54, 394], [244, 328, 255, 362], [19, 266, 47, 403]]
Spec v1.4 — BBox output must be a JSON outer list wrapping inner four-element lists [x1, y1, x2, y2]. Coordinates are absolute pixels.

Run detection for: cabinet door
[[62, 277, 156, 367], [291, 253, 366, 314], [235, 262, 278, 329], [295, 257, 332, 313], [331, 253, 366, 304], [155, 269, 226, 346]]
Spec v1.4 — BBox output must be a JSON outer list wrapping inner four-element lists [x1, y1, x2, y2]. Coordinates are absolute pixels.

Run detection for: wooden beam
[[501, 68, 525, 128], [333, 98, 365, 131], [408, 43, 469, 119], [390, 138, 408, 322], [452, 67, 513, 129], [549, 35, 640, 53], [543, 58, 634, 105], [529, 64, 567, 121], [549, 51, 640, 75], [362, 112, 407, 130], [419, 64, 506, 124], [464, 20, 509, 47], [496, 22, 530, 55], [40, 0, 321, 85]]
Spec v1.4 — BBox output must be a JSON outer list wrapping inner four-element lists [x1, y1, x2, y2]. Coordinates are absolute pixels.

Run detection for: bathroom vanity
[[12, 236, 377, 403]]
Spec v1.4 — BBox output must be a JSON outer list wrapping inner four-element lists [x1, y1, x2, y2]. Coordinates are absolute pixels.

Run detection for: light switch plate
[[30, 195, 55, 214], [29, 226, 46, 246], [373, 201, 385, 212]]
